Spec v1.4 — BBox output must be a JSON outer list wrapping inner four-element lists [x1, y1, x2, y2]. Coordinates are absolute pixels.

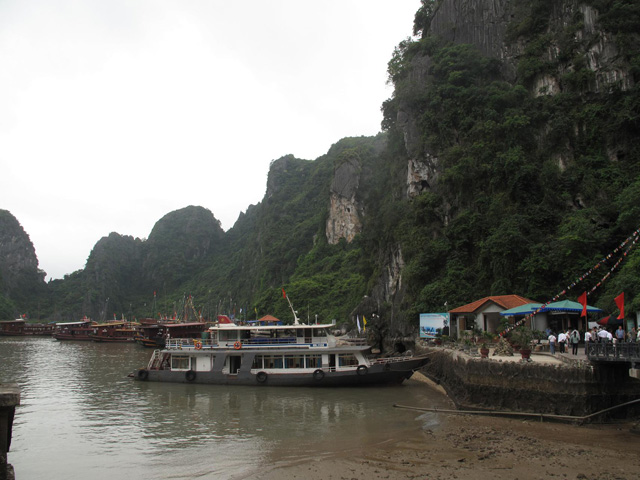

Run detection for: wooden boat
[[133, 321, 429, 386], [135, 321, 208, 348], [53, 318, 95, 341], [90, 321, 140, 342], [0, 319, 54, 336]]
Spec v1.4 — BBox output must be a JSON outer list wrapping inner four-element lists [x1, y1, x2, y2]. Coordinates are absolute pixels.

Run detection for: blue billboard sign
[[419, 313, 449, 338]]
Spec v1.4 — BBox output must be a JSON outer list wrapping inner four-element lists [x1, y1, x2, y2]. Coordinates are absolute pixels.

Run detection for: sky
[[0, 0, 420, 281]]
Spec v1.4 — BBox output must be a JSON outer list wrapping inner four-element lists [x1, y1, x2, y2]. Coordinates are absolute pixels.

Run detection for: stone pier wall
[[420, 349, 640, 418], [0, 384, 19, 480]]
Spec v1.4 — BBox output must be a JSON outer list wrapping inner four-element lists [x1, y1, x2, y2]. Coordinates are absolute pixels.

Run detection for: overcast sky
[[1, 0, 420, 281]]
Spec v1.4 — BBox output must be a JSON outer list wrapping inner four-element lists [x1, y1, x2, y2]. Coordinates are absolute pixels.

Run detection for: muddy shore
[[249, 374, 640, 480]]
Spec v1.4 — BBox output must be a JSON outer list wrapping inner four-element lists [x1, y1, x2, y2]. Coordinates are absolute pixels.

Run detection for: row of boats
[[0, 317, 209, 346], [1, 312, 430, 387]]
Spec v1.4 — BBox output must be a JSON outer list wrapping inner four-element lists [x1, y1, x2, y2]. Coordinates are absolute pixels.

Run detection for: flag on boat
[[217, 315, 234, 324], [363, 315, 367, 332], [356, 315, 361, 333], [615, 292, 624, 319], [282, 288, 287, 298]]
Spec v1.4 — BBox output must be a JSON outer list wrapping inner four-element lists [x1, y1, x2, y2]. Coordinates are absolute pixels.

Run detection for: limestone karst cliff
[[0, 210, 46, 317], [2, 1, 638, 341]]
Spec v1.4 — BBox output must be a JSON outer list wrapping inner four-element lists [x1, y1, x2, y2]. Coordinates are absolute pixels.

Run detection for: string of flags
[[500, 227, 639, 336]]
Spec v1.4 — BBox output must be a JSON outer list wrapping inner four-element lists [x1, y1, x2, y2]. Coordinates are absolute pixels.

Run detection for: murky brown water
[[0, 336, 447, 479]]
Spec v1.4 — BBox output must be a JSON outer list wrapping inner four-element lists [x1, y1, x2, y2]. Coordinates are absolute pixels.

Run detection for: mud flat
[[251, 412, 640, 480], [250, 373, 640, 480]]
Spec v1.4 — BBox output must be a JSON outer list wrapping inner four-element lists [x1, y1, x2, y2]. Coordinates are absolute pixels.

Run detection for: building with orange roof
[[448, 295, 536, 337]]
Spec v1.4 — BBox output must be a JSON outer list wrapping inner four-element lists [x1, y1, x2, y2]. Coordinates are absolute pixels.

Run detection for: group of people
[[547, 329, 581, 355], [547, 325, 640, 355]]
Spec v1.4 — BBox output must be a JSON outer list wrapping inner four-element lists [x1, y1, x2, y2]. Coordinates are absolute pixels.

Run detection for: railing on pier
[[586, 342, 640, 363]]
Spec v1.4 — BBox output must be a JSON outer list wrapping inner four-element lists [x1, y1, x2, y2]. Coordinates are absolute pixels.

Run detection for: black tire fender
[[185, 370, 196, 382], [256, 371, 268, 383], [357, 365, 368, 376], [313, 369, 325, 381], [137, 369, 149, 381]]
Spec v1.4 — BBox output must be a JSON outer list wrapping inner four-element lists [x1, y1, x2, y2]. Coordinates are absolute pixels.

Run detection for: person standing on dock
[[616, 325, 625, 343], [558, 331, 567, 353], [570, 329, 580, 355], [584, 329, 593, 354], [548, 332, 556, 354]]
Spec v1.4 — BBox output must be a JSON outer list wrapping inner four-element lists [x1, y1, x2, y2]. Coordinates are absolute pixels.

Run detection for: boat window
[[171, 355, 190, 370], [284, 355, 303, 368], [338, 354, 359, 367], [314, 329, 327, 338], [305, 354, 322, 368], [263, 355, 283, 369], [252, 355, 263, 369]]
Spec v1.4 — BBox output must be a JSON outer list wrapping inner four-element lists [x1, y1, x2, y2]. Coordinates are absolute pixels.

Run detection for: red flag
[[577, 292, 587, 317], [282, 288, 286, 298], [615, 292, 624, 320]]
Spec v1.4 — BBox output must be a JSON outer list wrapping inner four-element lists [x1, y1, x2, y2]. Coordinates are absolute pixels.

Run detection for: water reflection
[[0, 337, 446, 479]]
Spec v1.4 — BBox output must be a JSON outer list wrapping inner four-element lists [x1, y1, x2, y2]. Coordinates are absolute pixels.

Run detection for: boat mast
[[284, 292, 300, 325]]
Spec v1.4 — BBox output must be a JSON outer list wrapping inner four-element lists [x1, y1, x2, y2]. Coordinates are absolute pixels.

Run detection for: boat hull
[[53, 333, 93, 341], [135, 355, 429, 387]]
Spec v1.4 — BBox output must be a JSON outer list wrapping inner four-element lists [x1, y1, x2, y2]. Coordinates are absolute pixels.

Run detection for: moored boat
[[53, 318, 95, 341], [133, 321, 429, 386], [0, 319, 54, 336], [91, 321, 140, 342], [135, 321, 208, 348]]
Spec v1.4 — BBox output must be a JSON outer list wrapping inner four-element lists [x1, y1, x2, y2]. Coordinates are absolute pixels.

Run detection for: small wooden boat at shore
[[133, 321, 429, 387], [53, 318, 96, 341]]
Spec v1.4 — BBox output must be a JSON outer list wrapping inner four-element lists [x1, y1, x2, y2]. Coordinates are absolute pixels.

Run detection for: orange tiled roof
[[448, 295, 535, 314]]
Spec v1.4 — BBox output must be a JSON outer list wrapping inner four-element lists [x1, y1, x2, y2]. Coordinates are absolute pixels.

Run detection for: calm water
[[0, 337, 447, 479]]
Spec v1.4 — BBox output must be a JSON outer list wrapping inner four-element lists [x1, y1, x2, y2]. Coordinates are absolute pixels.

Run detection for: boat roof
[[165, 322, 207, 329], [94, 321, 140, 327], [209, 323, 333, 331], [56, 321, 92, 326]]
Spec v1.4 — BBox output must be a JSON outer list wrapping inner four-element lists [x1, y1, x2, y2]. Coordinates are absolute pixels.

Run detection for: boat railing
[[242, 336, 298, 346], [166, 338, 217, 349], [147, 349, 163, 369], [367, 354, 415, 364], [164, 337, 325, 350], [336, 337, 368, 346]]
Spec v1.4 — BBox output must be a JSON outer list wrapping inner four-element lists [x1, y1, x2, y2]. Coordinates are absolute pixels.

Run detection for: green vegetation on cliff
[[2, 1, 639, 332]]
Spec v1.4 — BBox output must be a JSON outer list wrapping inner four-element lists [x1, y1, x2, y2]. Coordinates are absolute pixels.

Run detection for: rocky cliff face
[[142, 205, 224, 288], [0, 210, 46, 312], [402, 0, 637, 197], [326, 154, 363, 244]]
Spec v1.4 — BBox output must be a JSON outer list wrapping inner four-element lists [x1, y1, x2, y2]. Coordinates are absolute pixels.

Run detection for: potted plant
[[480, 331, 493, 358], [510, 327, 535, 360]]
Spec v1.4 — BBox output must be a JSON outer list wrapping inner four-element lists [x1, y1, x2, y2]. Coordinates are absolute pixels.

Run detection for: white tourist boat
[[133, 320, 429, 386]]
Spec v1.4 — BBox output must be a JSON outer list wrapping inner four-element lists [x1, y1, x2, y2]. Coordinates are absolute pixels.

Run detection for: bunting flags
[[615, 292, 624, 320], [577, 291, 587, 317], [363, 315, 367, 332], [498, 227, 639, 337]]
